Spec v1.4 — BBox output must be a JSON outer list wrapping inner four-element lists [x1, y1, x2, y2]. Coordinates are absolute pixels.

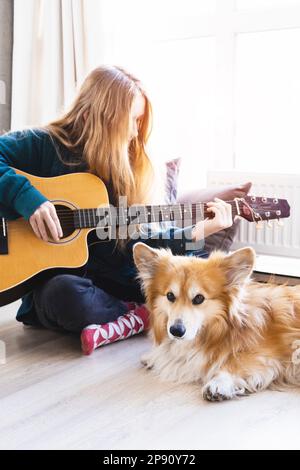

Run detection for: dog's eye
[[192, 294, 205, 305], [166, 292, 176, 302]]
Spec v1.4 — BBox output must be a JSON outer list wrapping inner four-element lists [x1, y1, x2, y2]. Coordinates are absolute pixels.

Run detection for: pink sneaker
[[80, 303, 150, 355]]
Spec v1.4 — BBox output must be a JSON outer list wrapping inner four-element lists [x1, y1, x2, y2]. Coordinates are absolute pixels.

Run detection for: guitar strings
[[10, 200, 241, 218], [4, 210, 241, 232], [9, 200, 241, 217], [4, 206, 240, 225], [4, 199, 276, 234], [3, 201, 240, 221], [1, 205, 252, 235]]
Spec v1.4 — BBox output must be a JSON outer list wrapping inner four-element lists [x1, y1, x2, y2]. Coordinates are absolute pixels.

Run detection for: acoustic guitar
[[0, 169, 290, 306]]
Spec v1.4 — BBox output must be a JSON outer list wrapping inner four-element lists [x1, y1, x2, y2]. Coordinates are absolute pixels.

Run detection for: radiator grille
[[207, 171, 300, 257]]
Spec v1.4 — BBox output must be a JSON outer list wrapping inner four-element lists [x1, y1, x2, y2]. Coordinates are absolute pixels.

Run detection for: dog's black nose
[[169, 320, 186, 338]]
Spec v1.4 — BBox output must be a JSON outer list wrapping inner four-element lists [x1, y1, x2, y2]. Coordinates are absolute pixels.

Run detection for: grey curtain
[[0, 0, 13, 134]]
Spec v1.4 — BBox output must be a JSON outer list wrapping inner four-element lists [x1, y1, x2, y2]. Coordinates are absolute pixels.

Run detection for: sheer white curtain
[[11, 0, 101, 129]]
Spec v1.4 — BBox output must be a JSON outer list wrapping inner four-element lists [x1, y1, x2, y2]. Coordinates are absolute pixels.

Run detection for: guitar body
[[0, 169, 109, 306]]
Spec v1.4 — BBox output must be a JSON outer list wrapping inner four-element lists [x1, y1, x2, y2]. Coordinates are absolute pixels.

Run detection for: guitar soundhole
[[55, 204, 76, 238]]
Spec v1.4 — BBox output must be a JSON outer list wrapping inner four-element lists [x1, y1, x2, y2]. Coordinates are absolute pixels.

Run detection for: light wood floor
[[1, 300, 300, 450]]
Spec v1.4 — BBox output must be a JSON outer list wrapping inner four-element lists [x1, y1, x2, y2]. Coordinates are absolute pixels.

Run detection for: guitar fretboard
[[73, 202, 240, 229]]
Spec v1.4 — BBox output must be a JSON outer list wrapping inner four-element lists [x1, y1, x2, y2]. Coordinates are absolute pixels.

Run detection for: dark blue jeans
[[33, 274, 129, 333]]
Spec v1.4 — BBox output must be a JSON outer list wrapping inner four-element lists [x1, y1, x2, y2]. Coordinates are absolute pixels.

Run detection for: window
[[90, 0, 300, 187], [235, 29, 300, 173]]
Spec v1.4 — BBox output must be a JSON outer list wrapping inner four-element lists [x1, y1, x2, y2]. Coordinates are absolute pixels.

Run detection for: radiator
[[207, 171, 300, 258]]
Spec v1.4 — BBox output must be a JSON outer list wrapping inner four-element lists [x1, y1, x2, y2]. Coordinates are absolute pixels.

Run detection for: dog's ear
[[132, 242, 161, 281], [222, 247, 255, 287]]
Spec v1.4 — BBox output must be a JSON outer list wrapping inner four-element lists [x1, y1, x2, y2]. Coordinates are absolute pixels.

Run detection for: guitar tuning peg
[[276, 218, 284, 227], [255, 221, 263, 230]]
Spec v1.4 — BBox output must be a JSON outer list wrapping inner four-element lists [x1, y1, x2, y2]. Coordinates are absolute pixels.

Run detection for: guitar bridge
[[0, 218, 8, 255]]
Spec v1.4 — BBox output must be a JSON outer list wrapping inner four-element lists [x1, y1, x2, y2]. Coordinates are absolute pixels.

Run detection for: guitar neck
[[72, 201, 239, 229]]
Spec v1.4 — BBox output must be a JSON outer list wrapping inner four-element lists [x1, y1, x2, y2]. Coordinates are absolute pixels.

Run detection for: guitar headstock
[[237, 196, 290, 222]]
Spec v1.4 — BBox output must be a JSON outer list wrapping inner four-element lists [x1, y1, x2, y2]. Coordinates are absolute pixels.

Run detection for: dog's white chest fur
[[141, 340, 205, 384]]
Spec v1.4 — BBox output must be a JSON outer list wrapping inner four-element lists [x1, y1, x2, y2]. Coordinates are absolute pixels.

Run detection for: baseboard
[[253, 271, 300, 286], [253, 254, 300, 285]]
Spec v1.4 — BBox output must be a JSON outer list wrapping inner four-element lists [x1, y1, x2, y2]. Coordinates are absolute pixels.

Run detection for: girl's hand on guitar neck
[[29, 201, 63, 243], [191, 198, 233, 242], [204, 197, 233, 236]]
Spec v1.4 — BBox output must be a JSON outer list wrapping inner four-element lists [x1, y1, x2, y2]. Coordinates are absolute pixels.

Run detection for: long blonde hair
[[46, 65, 154, 208]]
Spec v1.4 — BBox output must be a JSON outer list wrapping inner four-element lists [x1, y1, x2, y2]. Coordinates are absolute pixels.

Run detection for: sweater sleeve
[[0, 130, 48, 220], [126, 224, 205, 257]]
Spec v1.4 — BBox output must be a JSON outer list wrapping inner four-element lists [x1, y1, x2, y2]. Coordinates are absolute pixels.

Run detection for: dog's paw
[[202, 373, 246, 402], [202, 387, 231, 402], [140, 352, 155, 370]]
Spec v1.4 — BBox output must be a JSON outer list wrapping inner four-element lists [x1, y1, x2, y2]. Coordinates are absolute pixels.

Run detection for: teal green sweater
[[0, 129, 197, 323]]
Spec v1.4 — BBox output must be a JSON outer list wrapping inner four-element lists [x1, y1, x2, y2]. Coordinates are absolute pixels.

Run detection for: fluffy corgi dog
[[132, 243, 300, 401]]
